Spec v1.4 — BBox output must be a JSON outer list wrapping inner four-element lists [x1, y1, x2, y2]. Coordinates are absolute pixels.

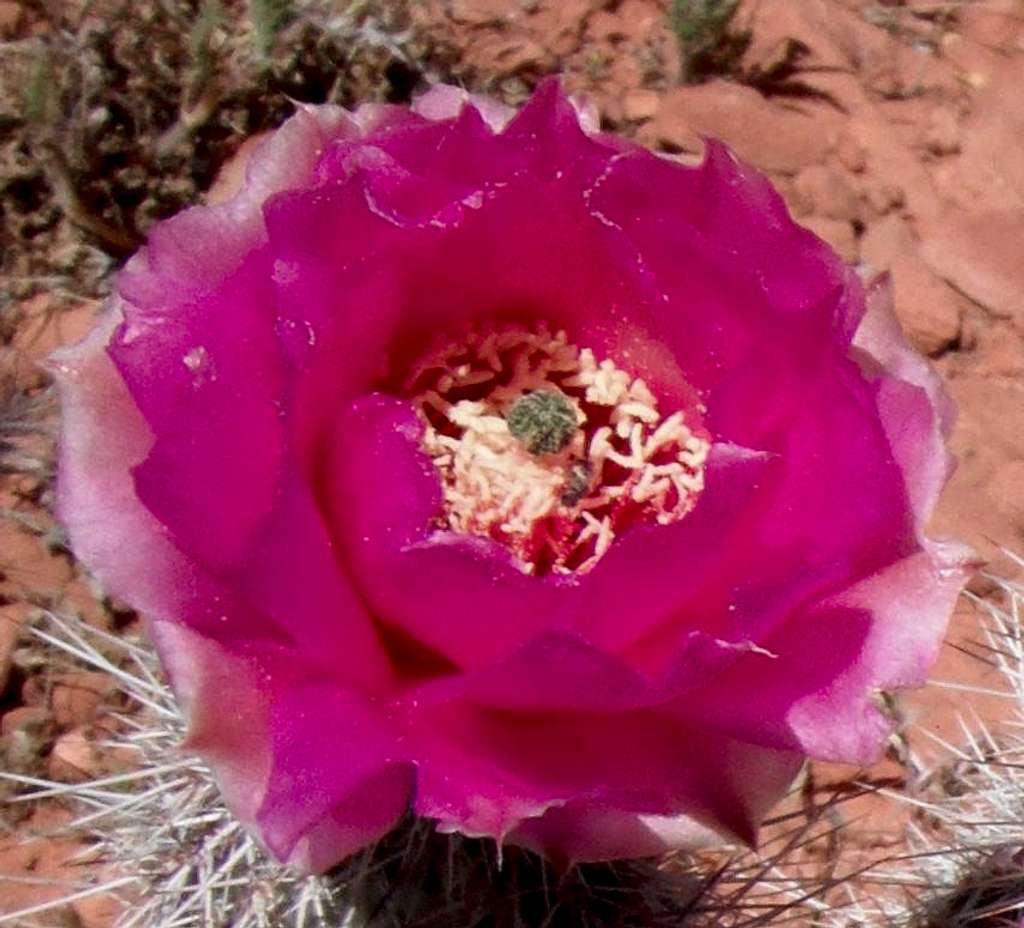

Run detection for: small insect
[[561, 460, 592, 506]]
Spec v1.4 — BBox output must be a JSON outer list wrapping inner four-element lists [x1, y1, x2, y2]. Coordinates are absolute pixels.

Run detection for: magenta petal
[[264, 163, 648, 380], [453, 632, 652, 712], [573, 443, 776, 654], [508, 803, 725, 861], [256, 676, 414, 870], [713, 356, 913, 629], [117, 104, 357, 309], [677, 545, 969, 761], [284, 764, 416, 873], [147, 620, 273, 825], [373, 535, 572, 668], [411, 84, 516, 131], [647, 277, 967, 761], [53, 307, 190, 619], [107, 104, 359, 569], [52, 313, 368, 851], [153, 615, 411, 872], [506, 743, 800, 864], [324, 394, 442, 547], [223, 472, 393, 688], [590, 141, 853, 328], [856, 275, 954, 426], [854, 274, 957, 523], [579, 147, 915, 643], [782, 542, 969, 762], [52, 306, 279, 645], [442, 624, 770, 716], [115, 250, 286, 570], [262, 94, 656, 397], [56, 82, 967, 870], [324, 394, 571, 667], [410, 79, 598, 137], [402, 699, 802, 848]]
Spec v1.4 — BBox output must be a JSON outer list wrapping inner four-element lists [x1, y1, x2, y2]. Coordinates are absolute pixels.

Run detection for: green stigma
[[507, 390, 578, 455]]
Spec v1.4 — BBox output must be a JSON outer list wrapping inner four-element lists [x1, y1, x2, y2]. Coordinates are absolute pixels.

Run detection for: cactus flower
[[54, 79, 970, 872]]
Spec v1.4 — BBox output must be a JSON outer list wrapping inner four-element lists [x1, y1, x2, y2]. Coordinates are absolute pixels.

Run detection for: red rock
[[205, 133, 270, 207], [606, 54, 644, 95], [797, 67, 870, 115], [0, 1, 21, 39], [835, 126, 868, 173], [861, 177, 905, 217], [738, 0, 846, 73], [887, 256, 962, 357], [0, 706, 51, 739], [0, 807, 86, 920], [861, 216, 962, 356], [48, 727, 99, 783], [799, 216, 858, 264], [448, 0, 512, 26], [959, 0, 1024, 51], [919, 208, 1024, 327], [650, 80, 834, 175], [767, 0, 941, 102], [0, 706, 53, 773], [644, 103, 698, 154], [942, 59, 1024, 212], [50, 672, 118, 728], [529, 0, 597, 55], [489, 36, 550, 72], [0, 611, 18, 695], [989, 461, 1024, 531], [0, 514, 58, 589], [939, 30, 1005, 89], [586, 10, 625, 42], [73, 879, 126, 928], [843, 110, 942, 223], [59, 574, 114, 631], [901, 601, 1017, 770], [805, 756, 913, 850], [921, 106, 961, 156], [616, 0, 660, 35], [971, 322, 1024, 379], [859, 214, 914, 268], [12, 295, 100, 384], [793, 164, 862, 223], [622, 89, 660, 122], [929, 377, 1024, 580], [773, 176, 803, 216], [21, 673, 45, 706], [595, 92, 624, 127]]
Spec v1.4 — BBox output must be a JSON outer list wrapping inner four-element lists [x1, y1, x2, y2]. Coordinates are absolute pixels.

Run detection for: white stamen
[[411, 325, 710, 575]]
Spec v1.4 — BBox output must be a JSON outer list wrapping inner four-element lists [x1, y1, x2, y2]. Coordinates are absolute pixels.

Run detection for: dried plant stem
[[42, 150, 140, 256]]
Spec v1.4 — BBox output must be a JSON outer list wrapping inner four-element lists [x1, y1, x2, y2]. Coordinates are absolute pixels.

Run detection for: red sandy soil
[[1, 1, 1023, 923]]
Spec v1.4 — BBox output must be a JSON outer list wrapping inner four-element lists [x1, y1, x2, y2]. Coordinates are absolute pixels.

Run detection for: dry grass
[[0, 0, 456, 303]]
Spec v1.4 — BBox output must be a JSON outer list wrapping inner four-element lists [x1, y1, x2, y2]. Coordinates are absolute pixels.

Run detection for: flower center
[[405, 325, 710, 576]]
